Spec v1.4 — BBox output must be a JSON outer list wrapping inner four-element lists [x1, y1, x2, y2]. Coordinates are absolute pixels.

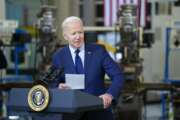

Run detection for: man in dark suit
[[52, 16, 124, 120]]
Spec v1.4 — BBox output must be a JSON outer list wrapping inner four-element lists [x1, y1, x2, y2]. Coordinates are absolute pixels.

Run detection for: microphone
[[36, 65, 64, 86]]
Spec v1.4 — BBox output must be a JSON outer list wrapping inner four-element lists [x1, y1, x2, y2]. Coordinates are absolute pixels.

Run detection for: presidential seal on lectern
[[28, 84, 50, 112]]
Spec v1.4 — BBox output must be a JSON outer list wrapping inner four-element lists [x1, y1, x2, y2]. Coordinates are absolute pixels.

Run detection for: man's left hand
[[99, 93, 113, 109]]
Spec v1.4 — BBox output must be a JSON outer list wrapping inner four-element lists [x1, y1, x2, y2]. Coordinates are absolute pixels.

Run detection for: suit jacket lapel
[[64, 46, 76, 73], [84, 45, 93, 74]]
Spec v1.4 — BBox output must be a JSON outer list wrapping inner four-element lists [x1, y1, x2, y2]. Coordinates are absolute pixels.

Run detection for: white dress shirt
[[69, 45, 85, 67]]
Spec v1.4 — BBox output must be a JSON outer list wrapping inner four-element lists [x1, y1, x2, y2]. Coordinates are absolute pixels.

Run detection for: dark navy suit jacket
[[52, 43, 124, 120]]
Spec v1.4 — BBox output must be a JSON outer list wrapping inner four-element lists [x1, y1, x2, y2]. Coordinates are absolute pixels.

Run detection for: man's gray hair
[[61, 16, 83, 31]]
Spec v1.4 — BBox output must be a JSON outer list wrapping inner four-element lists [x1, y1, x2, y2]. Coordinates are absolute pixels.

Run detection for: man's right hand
[[58, 83, 71, 89]]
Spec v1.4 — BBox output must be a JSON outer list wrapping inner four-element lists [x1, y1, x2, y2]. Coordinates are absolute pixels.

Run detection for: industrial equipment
[[113, 4, 143, 120], [117, 4, 142, 92], [162, 27, 180, 120], [35, 3, 57, 73]]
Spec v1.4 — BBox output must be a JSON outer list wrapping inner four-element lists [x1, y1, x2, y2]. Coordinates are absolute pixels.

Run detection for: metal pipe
[[84, 26, 119, 31]]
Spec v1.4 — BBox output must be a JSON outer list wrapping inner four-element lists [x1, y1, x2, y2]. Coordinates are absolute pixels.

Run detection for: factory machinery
[[115, 4, 180, 120], [117, 4, 142, 94], [112, 4, 146, 120]]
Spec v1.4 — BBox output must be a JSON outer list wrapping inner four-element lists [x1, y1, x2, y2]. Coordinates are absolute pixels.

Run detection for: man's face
[[63, 21, 84, 48]]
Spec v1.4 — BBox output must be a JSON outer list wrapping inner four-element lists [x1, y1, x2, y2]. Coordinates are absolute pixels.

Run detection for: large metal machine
[[115, 3, 180, 120], [117, 4, 142, 93], [34, 1, 58, 79], [36, 5, 57, 68], [114, 4, 144, 120]]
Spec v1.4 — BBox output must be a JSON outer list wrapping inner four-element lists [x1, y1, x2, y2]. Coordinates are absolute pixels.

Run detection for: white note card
[[65, 74, 85, 89]]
